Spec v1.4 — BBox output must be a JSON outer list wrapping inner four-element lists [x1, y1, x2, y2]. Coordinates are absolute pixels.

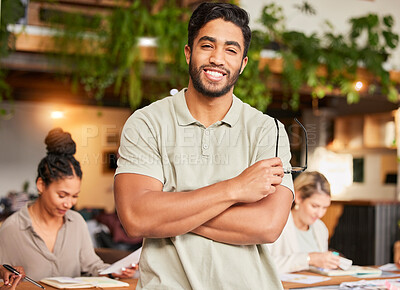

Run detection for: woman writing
[[0, 128, 136, 280], [268, 171, 340, 273]]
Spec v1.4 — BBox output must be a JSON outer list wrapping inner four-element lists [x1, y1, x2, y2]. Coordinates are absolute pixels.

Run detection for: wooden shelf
[[329, 111, 397, 152], [11, 26, 400, 85], [10, 25, 159, 62], [260, 57, 400, 84], [27, 1, 111, 27], [9, 0, 400, 84], [43, 0, 133, 7]]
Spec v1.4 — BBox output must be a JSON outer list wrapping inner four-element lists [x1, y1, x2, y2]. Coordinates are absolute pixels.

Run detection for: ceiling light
[[354, 81, 363, 91], [51, 111, 64, 119]]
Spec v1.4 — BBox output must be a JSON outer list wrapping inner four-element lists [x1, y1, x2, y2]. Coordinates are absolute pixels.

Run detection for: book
[[40, 277, 130, 289], [309, 265, 382, 277]]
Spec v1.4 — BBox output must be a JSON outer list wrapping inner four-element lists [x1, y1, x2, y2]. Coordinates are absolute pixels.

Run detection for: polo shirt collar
[[221, 94, 241, 127], [19, 202, 74, 231], [173, 89, 242, 127], [174, 89, 198, 126]]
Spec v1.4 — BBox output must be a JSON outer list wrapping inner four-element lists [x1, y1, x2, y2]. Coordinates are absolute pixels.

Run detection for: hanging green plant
[[234, 30, 272, 112], [44, 0, 191, 109], [258, 3, 399, 110], [1, 1, 399, 113], [0, 0, 25, 116], [47, 0, 151, 109], [151, 0, 190, 90]]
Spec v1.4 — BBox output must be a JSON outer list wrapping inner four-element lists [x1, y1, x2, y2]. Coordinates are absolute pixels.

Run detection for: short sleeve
[[115, 112, 164, 183]]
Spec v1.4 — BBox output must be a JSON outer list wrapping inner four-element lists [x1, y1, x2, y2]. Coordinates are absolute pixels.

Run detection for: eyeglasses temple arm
[[274, 118, 279, 158], [294, 117, 308, 170]]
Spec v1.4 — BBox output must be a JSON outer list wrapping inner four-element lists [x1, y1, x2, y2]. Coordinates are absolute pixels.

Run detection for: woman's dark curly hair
[[36, 128, 82, 186]]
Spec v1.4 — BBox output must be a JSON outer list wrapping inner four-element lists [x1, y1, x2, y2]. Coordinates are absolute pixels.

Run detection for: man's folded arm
[[115, 158, 288, 241], [191, 185, 293, 245], [114, 173, 240, 239]]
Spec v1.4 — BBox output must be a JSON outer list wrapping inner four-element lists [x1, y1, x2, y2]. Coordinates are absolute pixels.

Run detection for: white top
[[267, 212, 329, 273], [296, 227, 320, 253]]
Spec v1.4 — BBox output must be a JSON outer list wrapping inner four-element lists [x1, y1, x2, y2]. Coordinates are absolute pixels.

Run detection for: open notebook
[[309, 265, 382, 278], [40, 277, 129, 289]]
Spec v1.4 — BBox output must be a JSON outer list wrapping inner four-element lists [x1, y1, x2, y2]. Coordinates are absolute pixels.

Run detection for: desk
[[1, 279, 138, 290], [3, 272, 400, 289], [282, 270, 400, 289]]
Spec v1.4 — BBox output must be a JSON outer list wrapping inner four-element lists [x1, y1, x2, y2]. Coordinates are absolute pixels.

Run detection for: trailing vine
[[0, 0, 25, 115], [234, 30, 272, 112], [257, 3, 399, 110], [1, 1, 399, 112]]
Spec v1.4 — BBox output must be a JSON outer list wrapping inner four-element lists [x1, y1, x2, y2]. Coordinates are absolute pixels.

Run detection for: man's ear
[[184, 45, 191, 65], [239, 56, 248, 74], [185, 44, 192, 64]]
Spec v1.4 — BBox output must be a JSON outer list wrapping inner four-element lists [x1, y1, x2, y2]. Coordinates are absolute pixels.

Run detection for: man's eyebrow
[[198, 36, 242, 51], [199, 36, 216, 43], [226, 40, 242, 50]]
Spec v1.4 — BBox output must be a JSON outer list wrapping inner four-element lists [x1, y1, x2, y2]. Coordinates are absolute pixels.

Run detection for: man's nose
[[209, 48, 225, 66]]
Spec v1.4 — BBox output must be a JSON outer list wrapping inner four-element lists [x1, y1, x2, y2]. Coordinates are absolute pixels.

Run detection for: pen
[[2, 264, 45, 289]]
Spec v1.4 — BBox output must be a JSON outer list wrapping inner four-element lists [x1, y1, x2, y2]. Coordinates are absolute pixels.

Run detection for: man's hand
[[229, 157, 284, 203]]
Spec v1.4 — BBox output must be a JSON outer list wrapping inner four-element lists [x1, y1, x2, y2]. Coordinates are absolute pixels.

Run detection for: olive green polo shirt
[[116, 89, 294, 289]]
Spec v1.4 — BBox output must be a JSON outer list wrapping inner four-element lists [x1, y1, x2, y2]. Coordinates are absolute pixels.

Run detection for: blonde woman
[[268, 171, 340, 273]]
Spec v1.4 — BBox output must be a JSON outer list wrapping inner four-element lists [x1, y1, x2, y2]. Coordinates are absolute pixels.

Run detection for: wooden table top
[[282, 270, 400, 289], [1, 279, 138, 290], [4, 271, 400, 289]]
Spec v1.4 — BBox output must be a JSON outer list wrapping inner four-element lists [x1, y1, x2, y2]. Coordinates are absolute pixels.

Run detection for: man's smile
[[203, 68, 228, 82]]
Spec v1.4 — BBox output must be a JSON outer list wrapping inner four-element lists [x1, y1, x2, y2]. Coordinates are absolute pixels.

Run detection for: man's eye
[[227, 49, 237, 54]]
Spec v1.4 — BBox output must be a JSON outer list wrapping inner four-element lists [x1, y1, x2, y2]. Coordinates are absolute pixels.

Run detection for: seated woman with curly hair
[[0, 128, 137, 282]]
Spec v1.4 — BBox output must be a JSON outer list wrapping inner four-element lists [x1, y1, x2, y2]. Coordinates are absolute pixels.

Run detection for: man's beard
[[189, 58, 242, 98]]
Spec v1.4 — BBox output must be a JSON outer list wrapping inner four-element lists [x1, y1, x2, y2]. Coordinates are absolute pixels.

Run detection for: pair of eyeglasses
[[274, 117, 308, 174]]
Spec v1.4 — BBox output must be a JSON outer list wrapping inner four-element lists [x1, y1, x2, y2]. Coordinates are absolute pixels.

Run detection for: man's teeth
[[206, 70, 223, 77]]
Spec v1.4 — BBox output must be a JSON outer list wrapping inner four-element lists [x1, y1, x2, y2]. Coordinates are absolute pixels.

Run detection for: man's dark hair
[[188, 2, 252, 59]]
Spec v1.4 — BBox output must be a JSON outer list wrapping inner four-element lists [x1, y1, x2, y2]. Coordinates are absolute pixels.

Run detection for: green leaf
[[387, 86, 399, 103], [368, 32, 379, 47], [383, 15, 394, 28], [346, 91, 360, 104], [382, 31, 399, 49]]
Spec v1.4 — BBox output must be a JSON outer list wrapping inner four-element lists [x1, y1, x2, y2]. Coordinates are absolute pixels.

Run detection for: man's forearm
[[115, 159, 286, 240], [115, 174, 241, 238], [192, 186, 293, 245]]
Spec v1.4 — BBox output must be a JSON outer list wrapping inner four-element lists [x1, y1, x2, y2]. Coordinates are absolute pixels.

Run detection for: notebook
[[309, 265, 382, 277], [40, 277, 130, 289]]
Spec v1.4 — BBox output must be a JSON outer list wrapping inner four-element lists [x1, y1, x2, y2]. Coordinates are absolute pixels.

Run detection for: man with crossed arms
[[114, 2, 294, 289]]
